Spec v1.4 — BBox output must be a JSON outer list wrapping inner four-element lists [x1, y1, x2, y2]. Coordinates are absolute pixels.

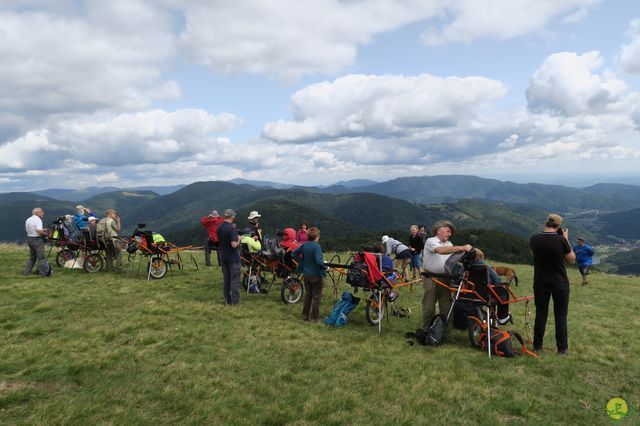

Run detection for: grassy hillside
[[1, 244, 638, 424]]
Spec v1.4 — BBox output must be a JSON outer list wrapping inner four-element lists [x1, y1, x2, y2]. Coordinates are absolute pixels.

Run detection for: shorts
[[578, 265, 590, 276], [396, 249, 411, 260]]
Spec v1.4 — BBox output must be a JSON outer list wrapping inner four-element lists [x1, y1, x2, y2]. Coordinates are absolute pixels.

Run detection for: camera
[[557, 227, 567, 235]]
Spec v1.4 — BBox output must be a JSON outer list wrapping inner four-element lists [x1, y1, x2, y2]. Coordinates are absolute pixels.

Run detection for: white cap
[[381, 235, 389, 243]]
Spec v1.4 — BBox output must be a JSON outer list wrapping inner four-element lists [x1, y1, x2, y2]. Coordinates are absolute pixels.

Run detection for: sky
[[1, 0, 640, 191]]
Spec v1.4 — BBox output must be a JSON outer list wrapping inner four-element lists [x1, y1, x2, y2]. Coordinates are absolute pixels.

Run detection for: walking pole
[[487, 305, 491, 359], [378, 290, 382, 335]]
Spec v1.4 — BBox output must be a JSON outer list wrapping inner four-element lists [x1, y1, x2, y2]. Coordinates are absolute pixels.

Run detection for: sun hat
[[431, 220, 456, 236], [247, 211, 261, 220], [76, 205, 85, 213], [381, 235, 389, 244]]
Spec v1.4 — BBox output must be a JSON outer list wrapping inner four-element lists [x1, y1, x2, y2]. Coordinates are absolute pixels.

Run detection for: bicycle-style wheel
[[148, 256, 168, 279], [83, 253, 104, 273], [365, 291, 386, 326], [56, 249, 76, 267], [280, 276, 304, 304], [467, 309, 486, 348]]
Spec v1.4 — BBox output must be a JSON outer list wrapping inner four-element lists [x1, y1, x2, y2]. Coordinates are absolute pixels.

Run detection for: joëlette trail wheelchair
[[422, 250, 536, 358]]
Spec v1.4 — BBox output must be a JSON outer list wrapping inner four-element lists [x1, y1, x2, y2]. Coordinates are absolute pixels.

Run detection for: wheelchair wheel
[[467, 316, 485, 348], [56, 249, 76, 267], [366, 292, 385, 326], [83, 253, 104, 273], [148, 256, 168, 279], [281, 276, 304, 304]]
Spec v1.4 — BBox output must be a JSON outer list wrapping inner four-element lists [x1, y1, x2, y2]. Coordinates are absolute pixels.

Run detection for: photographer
[[530, 214, 576, 356]]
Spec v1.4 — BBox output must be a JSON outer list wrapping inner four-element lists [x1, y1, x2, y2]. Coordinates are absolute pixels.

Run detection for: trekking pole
[[487, 305, 491, 359]]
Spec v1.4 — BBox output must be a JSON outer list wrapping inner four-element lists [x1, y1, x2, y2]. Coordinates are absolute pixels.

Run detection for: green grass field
[[1, 244, 639, 425]]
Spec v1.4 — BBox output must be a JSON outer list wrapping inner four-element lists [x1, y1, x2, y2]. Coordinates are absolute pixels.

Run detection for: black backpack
[[406, 314, 446, 346], [346, 261, 369, 288]]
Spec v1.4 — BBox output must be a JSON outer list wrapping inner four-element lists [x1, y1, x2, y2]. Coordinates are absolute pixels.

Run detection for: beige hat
[[381, 235, 389, 243], [431, 219, 456, 236], [76, 205, 85, 213], [247, 211, 261, 220], [546, 213, 563, 227]]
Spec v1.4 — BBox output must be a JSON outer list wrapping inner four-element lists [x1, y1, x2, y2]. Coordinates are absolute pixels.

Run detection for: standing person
[[422, 220, 473, 331], [100, 209, 122, 271], [247, 211, 264, 243], [573, 237, 595, 287], [408, 225, 425, 279], [530, 214, 576, 356], [381, 235, 411, 279], [218, 209, 241, 305], [296, 221, 309, 244], [200, 210, 224, 267], [292, 227, 327, 322], [23, 207, 50, 277]]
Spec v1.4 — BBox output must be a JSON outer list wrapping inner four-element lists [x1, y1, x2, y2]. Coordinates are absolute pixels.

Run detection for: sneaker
[[498, 314, 512, 325]]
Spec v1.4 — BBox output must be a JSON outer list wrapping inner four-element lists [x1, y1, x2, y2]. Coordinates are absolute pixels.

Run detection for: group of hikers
[[198, 208, 594, 356], [24, 203, 595, 356], [23, 205, 123, 275]]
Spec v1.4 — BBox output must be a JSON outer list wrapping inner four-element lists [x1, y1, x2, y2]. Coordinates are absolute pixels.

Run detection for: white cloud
[[0, 1, 177, 139], [421, 0, 600, 45], [262, 73, 508, 143], [0, 109, 239, 171], [526, 51, 631, 116], [620, 19, 640, 74], [176, 0, 447, 81]]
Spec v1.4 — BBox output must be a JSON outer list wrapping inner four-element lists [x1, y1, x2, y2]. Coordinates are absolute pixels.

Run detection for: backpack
[[262, 235, 284, 258], [478, 328, 517, 357], [96, 218, 113, 247], [406, 314, 446, 346], [346, 261, 369, 288], [453, 301, 478, 330]]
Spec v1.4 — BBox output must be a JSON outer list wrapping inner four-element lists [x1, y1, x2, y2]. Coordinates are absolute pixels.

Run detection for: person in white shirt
[[24, 207, 50, 277], [421, 220, 472, 330]]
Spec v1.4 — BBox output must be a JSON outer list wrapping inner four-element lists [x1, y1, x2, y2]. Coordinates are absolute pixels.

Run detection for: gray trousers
[[24, 236, 47, 276], [221, 262, 241, 305]]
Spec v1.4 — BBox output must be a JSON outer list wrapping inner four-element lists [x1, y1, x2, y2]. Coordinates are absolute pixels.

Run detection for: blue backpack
[[324, 292, 361, 327]]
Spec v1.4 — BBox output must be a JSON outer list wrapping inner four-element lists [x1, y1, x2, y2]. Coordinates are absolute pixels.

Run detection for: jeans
[[221, 262, 241, 305], [410, 252, 422, 274], [204, 239, 220, 267], [24, 236, 48, 276], [302, 276, 323, 321], [533, 282, 570, 351]]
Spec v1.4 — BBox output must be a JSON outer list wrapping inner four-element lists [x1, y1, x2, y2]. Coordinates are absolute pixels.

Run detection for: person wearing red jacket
[[280, 227, 300, 271], [201, 210, 224, 267]]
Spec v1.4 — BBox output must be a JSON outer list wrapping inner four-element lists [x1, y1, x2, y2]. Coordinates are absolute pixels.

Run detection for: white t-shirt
[[25, 215, 44, 237], [423, 236, 453, 274]]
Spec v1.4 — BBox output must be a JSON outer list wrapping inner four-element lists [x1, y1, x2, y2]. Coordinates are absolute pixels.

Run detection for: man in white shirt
[[24, 207, 50, 277], [421, 220, 472, 330]]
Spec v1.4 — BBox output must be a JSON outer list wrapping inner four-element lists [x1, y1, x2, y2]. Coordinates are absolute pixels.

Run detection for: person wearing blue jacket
[[292, 227, 327, 322], [573, 237, 595, 287]]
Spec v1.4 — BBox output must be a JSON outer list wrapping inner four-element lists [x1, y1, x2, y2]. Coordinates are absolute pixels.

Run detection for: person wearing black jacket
[[408, 225, 425, 279], [530, 213, 576, 356]]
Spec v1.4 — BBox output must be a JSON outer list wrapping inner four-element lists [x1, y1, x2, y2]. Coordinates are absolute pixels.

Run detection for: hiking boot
[[557, 349, 570, 356], [533, 347, 542, 355]]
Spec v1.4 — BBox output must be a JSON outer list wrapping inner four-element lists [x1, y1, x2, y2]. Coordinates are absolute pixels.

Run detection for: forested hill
[[321, 175, 640, 212]]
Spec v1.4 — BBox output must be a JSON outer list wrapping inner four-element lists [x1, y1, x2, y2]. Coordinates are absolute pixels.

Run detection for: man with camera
[[101, 208, 122, 271], [530, 213, 576, 356]]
